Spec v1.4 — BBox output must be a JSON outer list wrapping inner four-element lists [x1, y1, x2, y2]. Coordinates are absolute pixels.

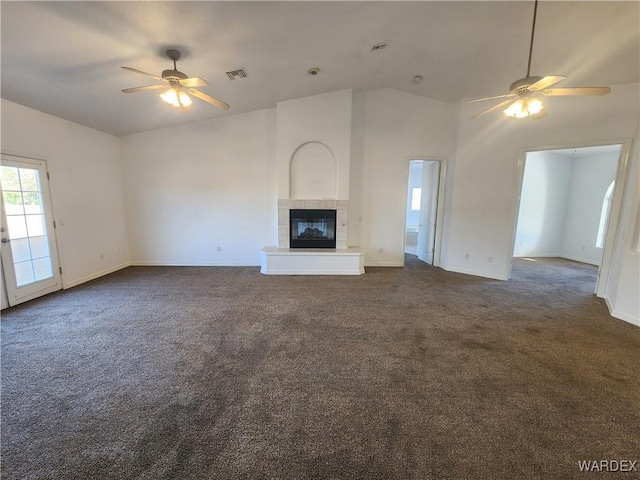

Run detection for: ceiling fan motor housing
[[163, 49, 188, 82], [162, 69, 188, 82], [509, 76, 543, 94]]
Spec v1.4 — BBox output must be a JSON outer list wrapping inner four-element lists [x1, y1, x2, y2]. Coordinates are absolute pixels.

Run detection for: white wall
[[120, 108, 277, 266], [276, 89, 353, 200], [514, 152, 573, 257], [356, 89, 454, 266], [0, 99, 130, 288], [562, 152, 619, 264], [121, 88, 456, 268], [348, 92, 366, 248]]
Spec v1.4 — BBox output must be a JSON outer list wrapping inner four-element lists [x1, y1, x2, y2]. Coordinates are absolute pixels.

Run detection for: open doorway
[[511, 142, 630, 295], [404, 159, 443, 265]]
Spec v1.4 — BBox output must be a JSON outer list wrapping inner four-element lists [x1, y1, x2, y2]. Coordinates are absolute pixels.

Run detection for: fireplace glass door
[[290, 209, 336, 248]]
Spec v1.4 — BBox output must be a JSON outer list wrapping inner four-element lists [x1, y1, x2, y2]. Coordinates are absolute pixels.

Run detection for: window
[[596, 181, 615, 248], [411, 188, 422, 211]]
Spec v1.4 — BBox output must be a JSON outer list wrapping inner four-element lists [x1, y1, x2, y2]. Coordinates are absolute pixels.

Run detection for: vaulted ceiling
[[2, 1, 638, 137]]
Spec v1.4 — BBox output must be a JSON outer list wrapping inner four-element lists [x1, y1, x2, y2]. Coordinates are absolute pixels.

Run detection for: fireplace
[[290, 209, 336, 248]]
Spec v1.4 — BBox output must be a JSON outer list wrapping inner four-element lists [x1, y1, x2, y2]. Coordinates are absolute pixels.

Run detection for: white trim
[[441, 264, 506, 281], [513, 252, 563, 258], [605, 297, 640, 327], [130, 261, 259, 267], [560, 255, 600, 267], [0, 154, 63, 305], [63, 262, 131, 289], [513, 254, 601, 266], [597, 141, 632, 297]]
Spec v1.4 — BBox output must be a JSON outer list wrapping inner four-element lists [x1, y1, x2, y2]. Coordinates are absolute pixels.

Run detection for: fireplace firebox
[[290, 209, 337, 249]]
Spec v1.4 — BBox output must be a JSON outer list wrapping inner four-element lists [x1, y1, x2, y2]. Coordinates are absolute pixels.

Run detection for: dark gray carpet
[[2, 257, 639, 479]]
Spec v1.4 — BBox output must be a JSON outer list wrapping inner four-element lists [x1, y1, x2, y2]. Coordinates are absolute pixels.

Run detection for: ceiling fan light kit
[[121, 49, 229, 111], [467, 0, 610, 120], [504, 97, 543, 118], [160, 88, 192, 108]]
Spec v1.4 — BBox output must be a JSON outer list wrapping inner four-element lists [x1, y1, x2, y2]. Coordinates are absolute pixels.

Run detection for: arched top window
[[596, 181, 615, 248]]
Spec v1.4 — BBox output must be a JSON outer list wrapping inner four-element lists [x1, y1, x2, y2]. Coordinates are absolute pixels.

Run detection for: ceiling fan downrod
[[526, 0, 538, 78], [167, 49, 181, 70]]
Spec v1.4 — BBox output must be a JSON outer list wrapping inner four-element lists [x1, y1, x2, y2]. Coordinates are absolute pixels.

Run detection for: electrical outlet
[[488, 256, 493, 263], [464, 253, 470, 260], [378, 248, 384, 253], [99, 252, 104, 260]]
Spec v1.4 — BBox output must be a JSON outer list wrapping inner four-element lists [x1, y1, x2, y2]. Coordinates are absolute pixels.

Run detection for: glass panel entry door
[[0, 155, 61, 307]]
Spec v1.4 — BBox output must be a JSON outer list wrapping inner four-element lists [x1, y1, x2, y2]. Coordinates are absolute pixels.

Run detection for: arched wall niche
[[289, 141, 337, 199]]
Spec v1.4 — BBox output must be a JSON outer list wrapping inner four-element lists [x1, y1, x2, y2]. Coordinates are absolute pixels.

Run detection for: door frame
[[507, 138, 633, 297], [403, 157, 448, 267], [0, 153, 63, 307]]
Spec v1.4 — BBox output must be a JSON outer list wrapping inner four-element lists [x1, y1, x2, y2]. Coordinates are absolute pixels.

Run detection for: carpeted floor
[[1, 256, 638, 479]]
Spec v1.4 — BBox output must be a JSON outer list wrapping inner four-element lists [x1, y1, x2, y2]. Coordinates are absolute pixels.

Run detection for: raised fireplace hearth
[[290, 209, 336, 249]]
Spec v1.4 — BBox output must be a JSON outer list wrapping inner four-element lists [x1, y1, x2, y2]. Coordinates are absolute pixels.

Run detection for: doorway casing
[[403, 157, 447, 268]]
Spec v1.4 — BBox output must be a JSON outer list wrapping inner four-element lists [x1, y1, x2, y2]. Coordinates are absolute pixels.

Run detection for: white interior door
[[417, 161, 440, 265], [0, 155, 61, 307]]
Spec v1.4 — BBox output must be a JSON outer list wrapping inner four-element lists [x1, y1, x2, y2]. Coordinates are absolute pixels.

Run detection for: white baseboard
[[440, 264, 507, 281], [514, 252, 562, 259], [560, 255, 600, 266], [130, 261, 260, 267], [515, 254, 600, 267], [611, 310, 640, 327], [605, 297, 639, 327], [63, 262, 131, 289]]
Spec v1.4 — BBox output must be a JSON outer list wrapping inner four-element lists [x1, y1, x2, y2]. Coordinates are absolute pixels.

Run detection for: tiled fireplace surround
[[277, 199, 348, 249]]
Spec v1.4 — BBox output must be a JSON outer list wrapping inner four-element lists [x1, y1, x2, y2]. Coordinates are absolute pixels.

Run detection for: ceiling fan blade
[[528, 75, 566, 91], [122, 84, 169, 93], [466, 93, 517, 104], [472, 98, 519, 119], [187, 88, 229, 110], [121, 66, 167, 83], [531, 109, 548, 120], [181, 77, 210, 87], [542, 87, 611, 96]]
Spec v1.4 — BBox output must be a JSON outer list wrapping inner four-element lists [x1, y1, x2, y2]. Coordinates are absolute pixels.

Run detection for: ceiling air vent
[[226, 68, 247, 80], [370, 41, 390, 53]]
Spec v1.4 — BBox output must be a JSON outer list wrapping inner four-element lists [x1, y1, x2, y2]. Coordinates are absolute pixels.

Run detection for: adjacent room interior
[[513, 144, 623, 292], [1, 1, 639, 478]]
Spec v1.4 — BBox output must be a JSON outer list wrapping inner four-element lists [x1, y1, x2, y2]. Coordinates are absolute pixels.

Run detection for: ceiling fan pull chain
[[526, 0, 538, 78]]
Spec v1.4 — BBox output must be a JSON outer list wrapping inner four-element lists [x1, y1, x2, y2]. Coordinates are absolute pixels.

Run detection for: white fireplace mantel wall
[[275, 89, 354, 250], [276, 89, 353, 200]]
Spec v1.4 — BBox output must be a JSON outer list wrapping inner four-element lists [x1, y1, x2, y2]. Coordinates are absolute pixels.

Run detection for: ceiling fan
[[467, 0, 610, 119], [122, 49, 229, 110]]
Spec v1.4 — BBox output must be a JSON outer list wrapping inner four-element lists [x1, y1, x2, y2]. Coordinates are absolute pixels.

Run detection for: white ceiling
[[2, 1, 638, 137]]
